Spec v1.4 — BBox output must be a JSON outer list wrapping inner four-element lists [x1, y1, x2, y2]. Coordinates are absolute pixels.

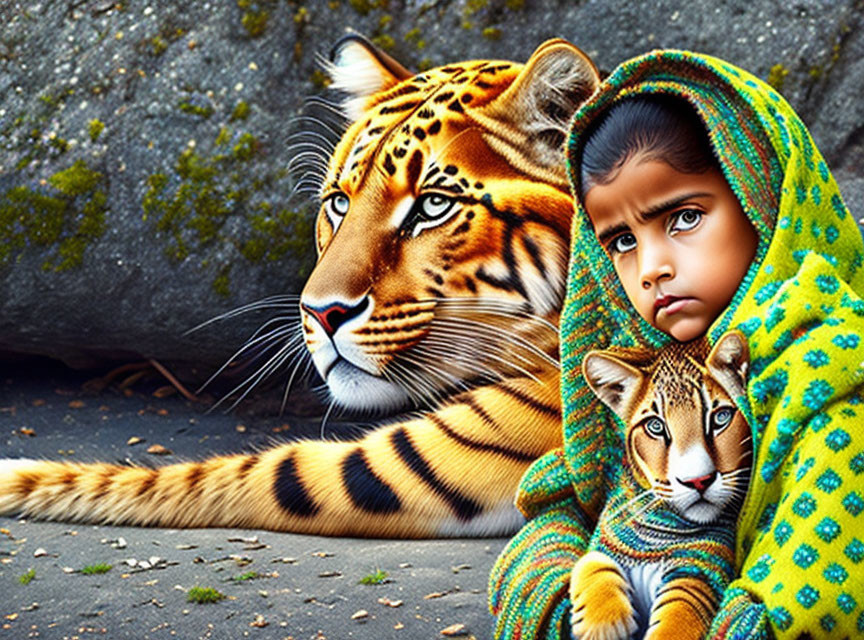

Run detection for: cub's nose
[[678, 471, 717, 494], [302, 298, 369, 337]]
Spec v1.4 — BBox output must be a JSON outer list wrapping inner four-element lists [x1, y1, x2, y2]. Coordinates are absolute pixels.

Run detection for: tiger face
[[582, 331, 752, 524], [299, 36, 599, 413]]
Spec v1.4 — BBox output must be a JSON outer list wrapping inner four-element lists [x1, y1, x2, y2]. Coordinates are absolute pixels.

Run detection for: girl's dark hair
[[578, 95, 717, 197]]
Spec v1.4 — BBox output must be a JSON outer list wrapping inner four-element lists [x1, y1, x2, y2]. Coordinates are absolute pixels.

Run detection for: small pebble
[[440, 623, 469, 636], [33, 548, 47, 558], [351, 609, 368, 620]]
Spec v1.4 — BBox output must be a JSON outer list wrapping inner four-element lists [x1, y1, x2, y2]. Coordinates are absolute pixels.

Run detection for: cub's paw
[[569, 551, 637, 640]]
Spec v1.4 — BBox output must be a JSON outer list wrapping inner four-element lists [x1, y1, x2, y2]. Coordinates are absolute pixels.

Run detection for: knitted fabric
[[489, 49, 864, 639]]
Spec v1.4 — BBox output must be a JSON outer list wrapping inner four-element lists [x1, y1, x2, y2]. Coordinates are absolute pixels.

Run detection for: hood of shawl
[[558, 49, 863, 506]]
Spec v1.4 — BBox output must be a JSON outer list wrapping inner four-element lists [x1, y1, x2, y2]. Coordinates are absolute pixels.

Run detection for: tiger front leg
[[645, 575, 717, 640], [569, 550, 637, 640]]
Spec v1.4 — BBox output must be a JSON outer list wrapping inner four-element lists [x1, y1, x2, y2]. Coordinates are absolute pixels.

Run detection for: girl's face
[[584, 155, 758, 342]]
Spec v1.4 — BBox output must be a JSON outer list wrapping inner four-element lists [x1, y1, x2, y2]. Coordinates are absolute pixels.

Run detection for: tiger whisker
[[185, 295, 300, 334], [431, 317, 558, 368], [395, 350, 471, 400], [212, 338, 306, 413], [280, 347, 313, 415], [419, 331, 542, 383], [319, 397, 339, 439], [429, 296, 558, 333], [385, 360, 439, 408], [410, 343, 500, 388], [287, 115, 346, 138], [197, 325, 302, 395], [606, 489, 655, 521]]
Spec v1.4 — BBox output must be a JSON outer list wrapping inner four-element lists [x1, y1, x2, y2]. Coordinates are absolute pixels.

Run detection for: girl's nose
[[639, 245, 675, 290]]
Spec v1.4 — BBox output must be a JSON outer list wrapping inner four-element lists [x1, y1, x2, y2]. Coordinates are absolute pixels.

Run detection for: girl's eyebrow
[[594, 191, 713, 246], [597, 222, 630, 245], [638, 192, 712, 222]]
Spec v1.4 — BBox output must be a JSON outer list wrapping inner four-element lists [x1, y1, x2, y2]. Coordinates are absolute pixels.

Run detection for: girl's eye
[[670, 209, 702, 233], [609, 233, 637, 254], [643, 417, 666, 439], [711, 407, 735, 432], [327, 193, 350, 218], [418, 193, 455, 219]]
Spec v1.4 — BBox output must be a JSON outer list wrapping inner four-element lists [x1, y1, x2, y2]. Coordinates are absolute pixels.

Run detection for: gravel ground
[[0, 361, 507, 640]]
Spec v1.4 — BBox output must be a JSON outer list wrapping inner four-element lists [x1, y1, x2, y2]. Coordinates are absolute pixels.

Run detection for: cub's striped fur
[[0, 36, 600, 538], [571, 332, 751, 638]]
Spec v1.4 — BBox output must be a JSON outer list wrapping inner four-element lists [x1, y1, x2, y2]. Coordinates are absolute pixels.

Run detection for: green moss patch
[[187, 586, 226, 603], [0, 159, 108, 271], [81, 563, 112, 575]]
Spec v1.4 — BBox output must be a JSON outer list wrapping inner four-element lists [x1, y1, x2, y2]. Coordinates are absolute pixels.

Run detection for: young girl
[[490, 50, 864, 639]]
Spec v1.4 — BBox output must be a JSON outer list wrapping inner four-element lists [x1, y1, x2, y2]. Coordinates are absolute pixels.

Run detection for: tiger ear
[[326, 33, 414, 121], [481, 39, 600, 172], [582, 351, 645, 423], [706, 330, 750, 401]]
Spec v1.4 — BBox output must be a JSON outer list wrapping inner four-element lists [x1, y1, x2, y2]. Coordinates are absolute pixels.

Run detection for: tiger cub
[[572, 331, 751, 640]]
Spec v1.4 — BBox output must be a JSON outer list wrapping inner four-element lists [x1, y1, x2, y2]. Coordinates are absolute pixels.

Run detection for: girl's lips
[[654, 296, 693, 317]]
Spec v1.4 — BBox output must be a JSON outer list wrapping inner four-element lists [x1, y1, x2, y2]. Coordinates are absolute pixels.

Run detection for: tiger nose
[[302, 298, 369, 337], [678, 471, 717, 493]]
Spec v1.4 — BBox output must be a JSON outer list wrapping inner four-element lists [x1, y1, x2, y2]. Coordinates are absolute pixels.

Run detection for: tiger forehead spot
[[334, 63, 521, 190]]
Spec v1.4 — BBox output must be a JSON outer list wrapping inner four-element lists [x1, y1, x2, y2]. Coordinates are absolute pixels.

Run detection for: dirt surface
[[0, 361, 507, 640]]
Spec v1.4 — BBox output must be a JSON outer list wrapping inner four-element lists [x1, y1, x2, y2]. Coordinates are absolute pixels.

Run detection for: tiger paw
[[569, 551, 637, 640]]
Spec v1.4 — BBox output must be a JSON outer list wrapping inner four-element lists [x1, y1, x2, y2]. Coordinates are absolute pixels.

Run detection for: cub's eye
[[711, 407, 735, 432], [327, 193, 350, 218], [410, 193, 460, 237], [670, 209, 702, 233], [642, 417, 666, 439], [418, 193, 455, 220], [609, 232, 637, 255]]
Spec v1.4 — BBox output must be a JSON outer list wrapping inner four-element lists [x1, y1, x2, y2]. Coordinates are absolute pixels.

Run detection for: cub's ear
[[707, 330, 750, 401], [582, 351, 644, 423], [326, 33, 413, 121], [478, 39, 599, 178]]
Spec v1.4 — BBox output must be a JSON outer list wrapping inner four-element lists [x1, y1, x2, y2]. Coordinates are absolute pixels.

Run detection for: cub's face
[[626, 363, 751, 524], [583, 331, 752, 524], [298, 37, 599, 413]]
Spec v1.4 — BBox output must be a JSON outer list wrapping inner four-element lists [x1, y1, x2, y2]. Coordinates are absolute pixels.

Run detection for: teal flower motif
[[814, 517, 841, 543], [793, 543, 819, 568], [825, 225, 839, 244], [832, 333, 860, 350], [815, 275, 840, 294], [765, 305, 786, 332], [842, 491, 864, 516], [815, 468, 842, 493], [796, 584, 820, 609], [838, 592, 857, 614], [831, 193, 847, 219], [845, 539, 864, 564], [811, 184, 822, 205], [802, 379, 834, 411], [774, 520, 793, 546], [792, 493, 818, 518], [826, 428, 851, 452], [754, 280, 782, 305], [803, 349, 829, 368]]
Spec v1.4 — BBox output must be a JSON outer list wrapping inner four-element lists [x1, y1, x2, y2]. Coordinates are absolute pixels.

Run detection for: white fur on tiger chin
[[326, 360, 412, 415]]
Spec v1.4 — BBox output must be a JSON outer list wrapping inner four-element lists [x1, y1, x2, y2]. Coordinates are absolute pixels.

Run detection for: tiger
[[572, 331, 752, 639], [0, 35, 600, 538]]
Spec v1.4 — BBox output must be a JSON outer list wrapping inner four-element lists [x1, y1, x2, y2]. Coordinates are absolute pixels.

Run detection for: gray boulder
[[1, 0, 861, 379]]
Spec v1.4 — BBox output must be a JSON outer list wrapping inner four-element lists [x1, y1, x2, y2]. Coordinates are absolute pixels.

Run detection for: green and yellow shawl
[[489, 49, 864, 639]]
